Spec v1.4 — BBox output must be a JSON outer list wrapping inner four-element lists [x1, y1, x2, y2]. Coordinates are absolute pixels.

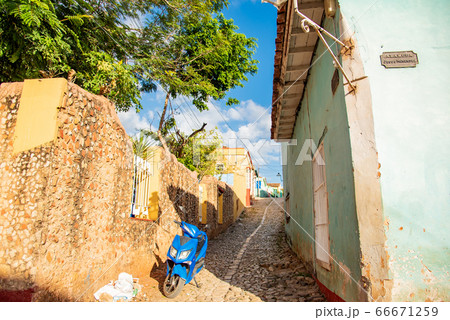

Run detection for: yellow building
[[216, 147, 255, 219], [267, 183, 283, 197]]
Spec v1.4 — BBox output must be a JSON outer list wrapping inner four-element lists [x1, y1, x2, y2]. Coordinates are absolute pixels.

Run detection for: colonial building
[[216, 147, 255, 218], [267, 183, 283, 197], [270, 0, 449, 301]]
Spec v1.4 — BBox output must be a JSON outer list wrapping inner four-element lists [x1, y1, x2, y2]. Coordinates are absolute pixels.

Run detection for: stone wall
[[0, 79, 240, 301], [157, 152, 200, 235], [0, 80, 171, 301], [154, 153, 236, 240], [199, 176, 235, 238]]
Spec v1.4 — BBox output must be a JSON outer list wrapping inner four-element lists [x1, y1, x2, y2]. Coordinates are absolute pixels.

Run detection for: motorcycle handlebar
[[173, 220, 182, 226]]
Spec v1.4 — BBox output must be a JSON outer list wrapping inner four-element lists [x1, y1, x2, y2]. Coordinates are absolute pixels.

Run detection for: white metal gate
[[131, 155, 154, 219]]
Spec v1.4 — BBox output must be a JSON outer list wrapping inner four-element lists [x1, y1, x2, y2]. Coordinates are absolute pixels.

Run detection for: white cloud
[[145, 92, 272, 141], [223, 100, 280, 166], [174, 100, 229, 133], [118, 94, 281, 169], [225, 100, 271, 143], [147, 110, 155, 121], [170, 98, 276, 164], [226, 99, 269, 123], [239, 138, 280, 167], [167, 95, 281, 175], [117, 110, 150, 135], [235, 117, 270, 141], [227, 108, 243, 121], [155, 88, 168, 102], [174, 98, 271, 146], [221, 128, 239, 146]]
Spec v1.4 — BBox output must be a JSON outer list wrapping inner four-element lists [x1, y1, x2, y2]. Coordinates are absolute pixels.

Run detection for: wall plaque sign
[[380, 51, 418, 68]]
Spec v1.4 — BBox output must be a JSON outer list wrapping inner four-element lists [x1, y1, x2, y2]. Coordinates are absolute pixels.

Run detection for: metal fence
[[130, 155, 154, 219]]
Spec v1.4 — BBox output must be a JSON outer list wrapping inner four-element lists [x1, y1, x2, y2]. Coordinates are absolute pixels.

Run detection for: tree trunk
[[176, 122, 207, 159], [157, 92, 171, 159]]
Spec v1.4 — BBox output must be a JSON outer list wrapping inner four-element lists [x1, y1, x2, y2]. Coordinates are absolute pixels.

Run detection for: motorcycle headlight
[[178, 249, 192, 260], [169, 246, 177, 258]]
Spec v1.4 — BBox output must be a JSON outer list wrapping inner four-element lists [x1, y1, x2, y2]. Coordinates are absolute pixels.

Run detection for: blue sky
[[118, 0, 283, 184]]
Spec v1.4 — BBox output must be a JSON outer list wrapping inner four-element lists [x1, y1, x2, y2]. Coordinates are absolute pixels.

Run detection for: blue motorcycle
[[163, 219, 208, 298]]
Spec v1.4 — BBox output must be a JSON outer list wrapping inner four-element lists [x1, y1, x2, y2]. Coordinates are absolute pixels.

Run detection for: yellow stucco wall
[[233, 172, 246, 218], [216, 147, 253, 219], [218, 194, 223, 224], [13, 78, 67, 153], [132, 147, 162, 220], [199, 183, 208, 223], [147, 148, 161, 220]]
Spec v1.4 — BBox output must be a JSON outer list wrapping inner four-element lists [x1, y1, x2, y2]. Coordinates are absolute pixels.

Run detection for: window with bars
[[312, 143, 330, 269]]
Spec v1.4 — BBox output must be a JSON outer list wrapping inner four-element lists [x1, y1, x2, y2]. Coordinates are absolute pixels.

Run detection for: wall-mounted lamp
[[262, 0, 355, 92], [324, 0, 337, 18]]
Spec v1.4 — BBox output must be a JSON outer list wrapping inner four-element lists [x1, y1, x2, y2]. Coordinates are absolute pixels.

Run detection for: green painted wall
[[283, 14, 363, 301], [340, 0, 450, 301]]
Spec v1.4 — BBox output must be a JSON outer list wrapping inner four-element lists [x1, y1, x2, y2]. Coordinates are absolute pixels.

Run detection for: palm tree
[[131, 132, 155, 160]]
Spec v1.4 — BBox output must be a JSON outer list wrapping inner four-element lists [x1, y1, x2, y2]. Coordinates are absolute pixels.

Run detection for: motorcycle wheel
[[162, 274, 186, 298]]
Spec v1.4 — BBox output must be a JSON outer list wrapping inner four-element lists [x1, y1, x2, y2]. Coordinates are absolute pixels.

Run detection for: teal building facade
[[271, 0, 449, 301]]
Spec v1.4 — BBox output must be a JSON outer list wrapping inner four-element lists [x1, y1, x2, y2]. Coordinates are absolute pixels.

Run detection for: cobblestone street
[[137, 198, 326, 302]]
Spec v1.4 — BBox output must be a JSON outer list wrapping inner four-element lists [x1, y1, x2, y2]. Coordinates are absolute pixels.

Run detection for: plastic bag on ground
[[94, 272, 138, 302]]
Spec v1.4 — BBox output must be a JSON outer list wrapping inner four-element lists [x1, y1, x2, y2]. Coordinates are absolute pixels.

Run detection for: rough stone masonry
[[0, 79, 237, 301]]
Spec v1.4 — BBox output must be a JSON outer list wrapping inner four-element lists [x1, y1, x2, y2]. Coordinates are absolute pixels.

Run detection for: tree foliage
[[141, 125, 222, 177], [1, 0, 258, 162], [1, 0, 143, 110], [177, 128, 222, 177], [131, 131, 155, 160], [143, 10, 257, 158], [1, 0, 255, 112], [141, 13, 258, 111]]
